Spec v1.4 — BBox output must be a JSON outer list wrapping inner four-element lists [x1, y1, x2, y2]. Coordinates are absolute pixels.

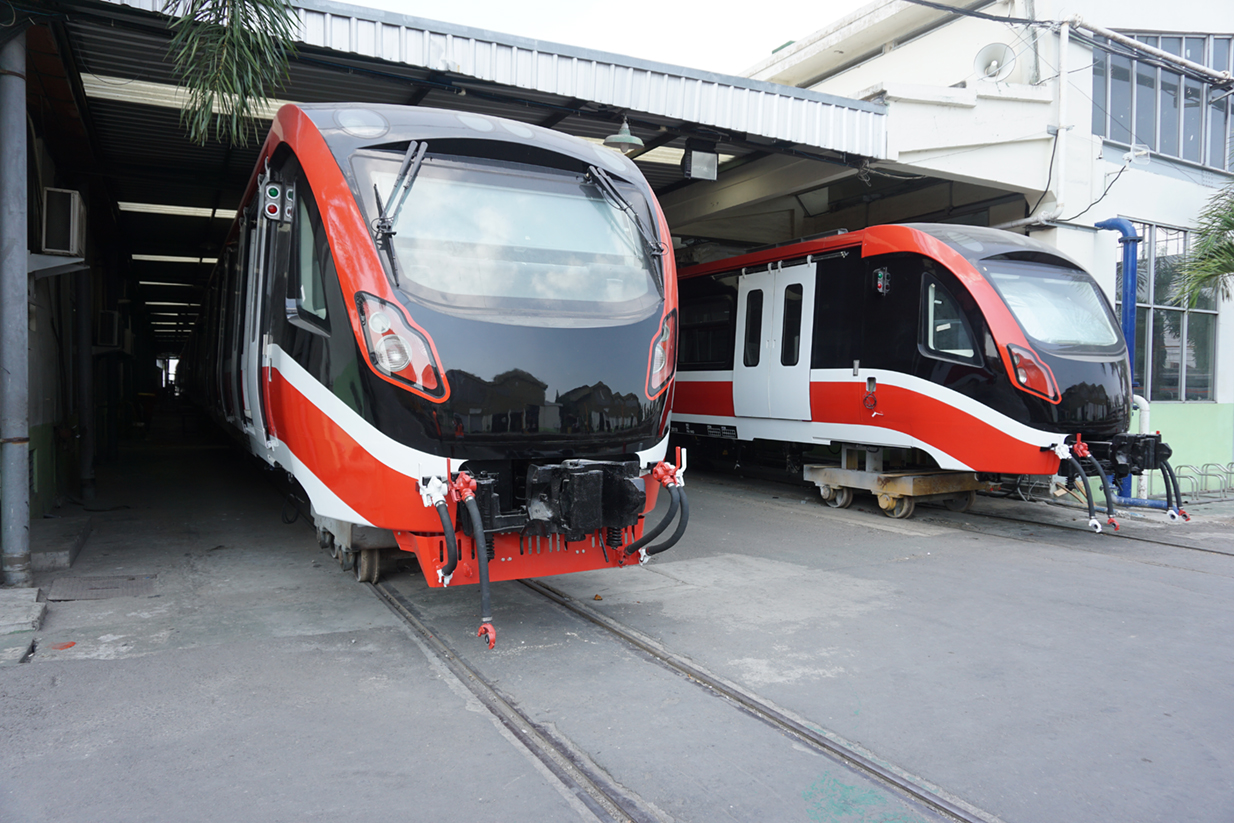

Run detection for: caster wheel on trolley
[[825, 487, 853, 509], [355, 549, 379, 584], [945, 491, 976, 513], [886, 496, 915, 519]]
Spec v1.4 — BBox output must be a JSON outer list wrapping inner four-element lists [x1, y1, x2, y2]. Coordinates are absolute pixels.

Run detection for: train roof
[[678, 223, 1086, 279], [292, 103, 647, 184]]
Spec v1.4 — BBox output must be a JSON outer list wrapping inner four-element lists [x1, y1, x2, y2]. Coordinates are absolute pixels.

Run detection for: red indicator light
[[265, 203, 279, 216]]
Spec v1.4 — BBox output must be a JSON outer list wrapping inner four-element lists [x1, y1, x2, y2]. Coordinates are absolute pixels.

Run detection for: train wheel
[[825, 487, 853, 509], [888, 497, 916, 519], [945, 491, 976, 513], [355, 549, 379, 584], [339, 548, 354, 572]]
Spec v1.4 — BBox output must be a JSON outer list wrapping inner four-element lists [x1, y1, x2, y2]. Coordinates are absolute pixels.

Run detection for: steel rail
[[518, 578, 1002, 823], [369, 580, 661, 823], [948, 507, 1234, 558]]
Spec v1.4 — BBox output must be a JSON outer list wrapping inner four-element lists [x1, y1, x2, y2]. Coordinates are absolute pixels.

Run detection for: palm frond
[[163, 0, 299, 146], [1177, 184, 1234, 308]]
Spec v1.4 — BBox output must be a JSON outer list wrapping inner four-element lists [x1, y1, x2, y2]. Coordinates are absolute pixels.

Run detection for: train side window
[[678, 293, 734, 370], [920, 277, 980, 365], [743, 289, 763, 367], [780, 284, 803, 366], [286, 180, 330, 335]]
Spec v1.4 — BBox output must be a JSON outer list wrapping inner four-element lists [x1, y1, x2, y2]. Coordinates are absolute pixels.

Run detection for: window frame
[[1091, 33, 1233, 173], [1116, 220, 1219, 402]]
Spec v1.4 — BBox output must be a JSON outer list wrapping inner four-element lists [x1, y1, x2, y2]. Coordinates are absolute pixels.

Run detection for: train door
[[732, 261, 815, 419], [239, 176, 276, 460]]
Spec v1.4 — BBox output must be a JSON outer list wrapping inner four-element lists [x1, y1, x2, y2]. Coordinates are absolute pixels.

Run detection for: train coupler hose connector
[[461, 487, 496, 650], [624, 449, 689, 561], [421, 476, 460, 586]]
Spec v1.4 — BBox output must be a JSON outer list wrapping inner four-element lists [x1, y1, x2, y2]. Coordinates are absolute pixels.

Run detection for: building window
[[1115, 222, 1218, 401], [1092, 34, 1232, 172]]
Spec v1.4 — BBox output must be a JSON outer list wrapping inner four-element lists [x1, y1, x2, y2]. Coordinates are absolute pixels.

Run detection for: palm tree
[[1178, 184, 1234, 307], [163, 0, 299, 146]]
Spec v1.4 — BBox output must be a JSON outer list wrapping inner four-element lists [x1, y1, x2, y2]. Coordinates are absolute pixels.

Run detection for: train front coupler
[[624, 449, 690, 565], [1104, 432, 1188, 522]]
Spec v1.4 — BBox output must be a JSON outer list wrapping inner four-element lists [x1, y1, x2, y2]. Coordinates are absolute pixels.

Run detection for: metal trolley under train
[[671, 223, 1182, 530], [181, 104, 689, 647]]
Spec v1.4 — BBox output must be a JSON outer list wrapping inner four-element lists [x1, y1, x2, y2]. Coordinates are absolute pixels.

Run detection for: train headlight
[[646, 309, 677, 398], [375, 334, 412, 372], [1007, 344, 1059, 402], [357, 293, 445, 398]]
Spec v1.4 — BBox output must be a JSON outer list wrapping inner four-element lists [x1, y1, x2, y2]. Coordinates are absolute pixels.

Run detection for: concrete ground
[[3, 410, 1232, 823]]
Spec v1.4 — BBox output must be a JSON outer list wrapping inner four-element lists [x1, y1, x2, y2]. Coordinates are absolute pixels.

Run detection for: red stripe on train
[[809, 382, 1058, 474], [265, 366, 439, 531], [673, 381, 736, 416]]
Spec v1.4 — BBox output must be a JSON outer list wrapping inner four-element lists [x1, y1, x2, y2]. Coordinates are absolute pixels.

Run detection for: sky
[[354, 0, 872, 76]]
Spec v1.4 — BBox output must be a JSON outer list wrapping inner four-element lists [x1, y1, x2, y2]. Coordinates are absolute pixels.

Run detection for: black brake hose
[[1067, 455, 1097, 523], [1161, 459, 1185, 516], [1086, 455, 1116, 521], [1158, 460, 1174, 513], [646, 487, 689, 556], [464, 495, 492, 626], [624, 484, 680, 556], [435, 500, 459, 580]]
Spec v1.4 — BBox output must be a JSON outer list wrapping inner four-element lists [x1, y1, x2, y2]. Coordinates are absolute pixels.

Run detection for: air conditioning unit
[[42, 188, 87, 256], [97, 310, 120, 348]]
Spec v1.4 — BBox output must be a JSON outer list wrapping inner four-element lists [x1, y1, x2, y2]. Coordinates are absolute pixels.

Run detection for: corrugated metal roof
[[97, 0, 887, 160]]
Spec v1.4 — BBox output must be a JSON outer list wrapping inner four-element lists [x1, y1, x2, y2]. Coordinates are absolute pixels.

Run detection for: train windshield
[[981, 261, 1120, 348], [354, 152, 661, 325]]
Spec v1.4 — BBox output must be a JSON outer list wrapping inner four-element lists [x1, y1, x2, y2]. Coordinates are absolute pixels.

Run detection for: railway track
[[369, 575, 1002, 823]]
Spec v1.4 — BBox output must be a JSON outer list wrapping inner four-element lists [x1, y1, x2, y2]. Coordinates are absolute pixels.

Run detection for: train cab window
[[287, 180, 330, 334], [352, 152, 660, 326], [780, 284, 803, 366], [920, 277, 979, 364], [743, 290, 763, 367]]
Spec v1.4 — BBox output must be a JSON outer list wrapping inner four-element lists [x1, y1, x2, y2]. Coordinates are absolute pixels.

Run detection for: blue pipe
[[1095, 217, 1142, 498], [1111, 495, 1168, 510], [1095, 217, 1142, 386]]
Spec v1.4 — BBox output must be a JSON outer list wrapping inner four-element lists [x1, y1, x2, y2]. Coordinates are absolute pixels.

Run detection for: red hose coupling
[[1180, 509, 1190, 522], [1071, 434, 1090, 459], [450, 471, 477, 501], [652, 461, 679, 487], [1107, 517, 1120, 531], [477, 622, 496, 650]]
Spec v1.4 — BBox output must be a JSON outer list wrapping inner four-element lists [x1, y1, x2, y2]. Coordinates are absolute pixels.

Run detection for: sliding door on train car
[[239, 190, 273, 459], [732, 261, 815, 419]]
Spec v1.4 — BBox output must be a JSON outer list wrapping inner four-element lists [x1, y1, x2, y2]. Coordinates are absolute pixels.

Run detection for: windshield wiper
[[587, 165, 665, 261], [373, 141, 429, 286]]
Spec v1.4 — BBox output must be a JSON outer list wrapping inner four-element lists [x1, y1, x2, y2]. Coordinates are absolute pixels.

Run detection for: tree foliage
[[1178, 184, 1234, 307], [163, 0, 299, 146]]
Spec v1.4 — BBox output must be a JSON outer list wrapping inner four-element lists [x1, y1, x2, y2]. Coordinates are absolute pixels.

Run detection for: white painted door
[[732, 262, 815, 420]]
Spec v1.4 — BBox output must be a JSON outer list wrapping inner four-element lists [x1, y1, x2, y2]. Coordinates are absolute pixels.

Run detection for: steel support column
[[0, 31, 31, 586]]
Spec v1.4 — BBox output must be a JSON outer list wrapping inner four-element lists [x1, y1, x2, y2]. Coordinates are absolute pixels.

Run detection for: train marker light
[[647, 309, 677, 397], [357, 292, 444, 396], [1007, 344, 1059, 401]]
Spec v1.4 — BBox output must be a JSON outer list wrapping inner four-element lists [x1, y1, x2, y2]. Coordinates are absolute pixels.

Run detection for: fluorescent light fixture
[[81, 74, 293, 119], [121, 202, 237, 220], [139, 281, 198, 287], [132, 255, 218, 264], [146, 301, 201, 307]]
